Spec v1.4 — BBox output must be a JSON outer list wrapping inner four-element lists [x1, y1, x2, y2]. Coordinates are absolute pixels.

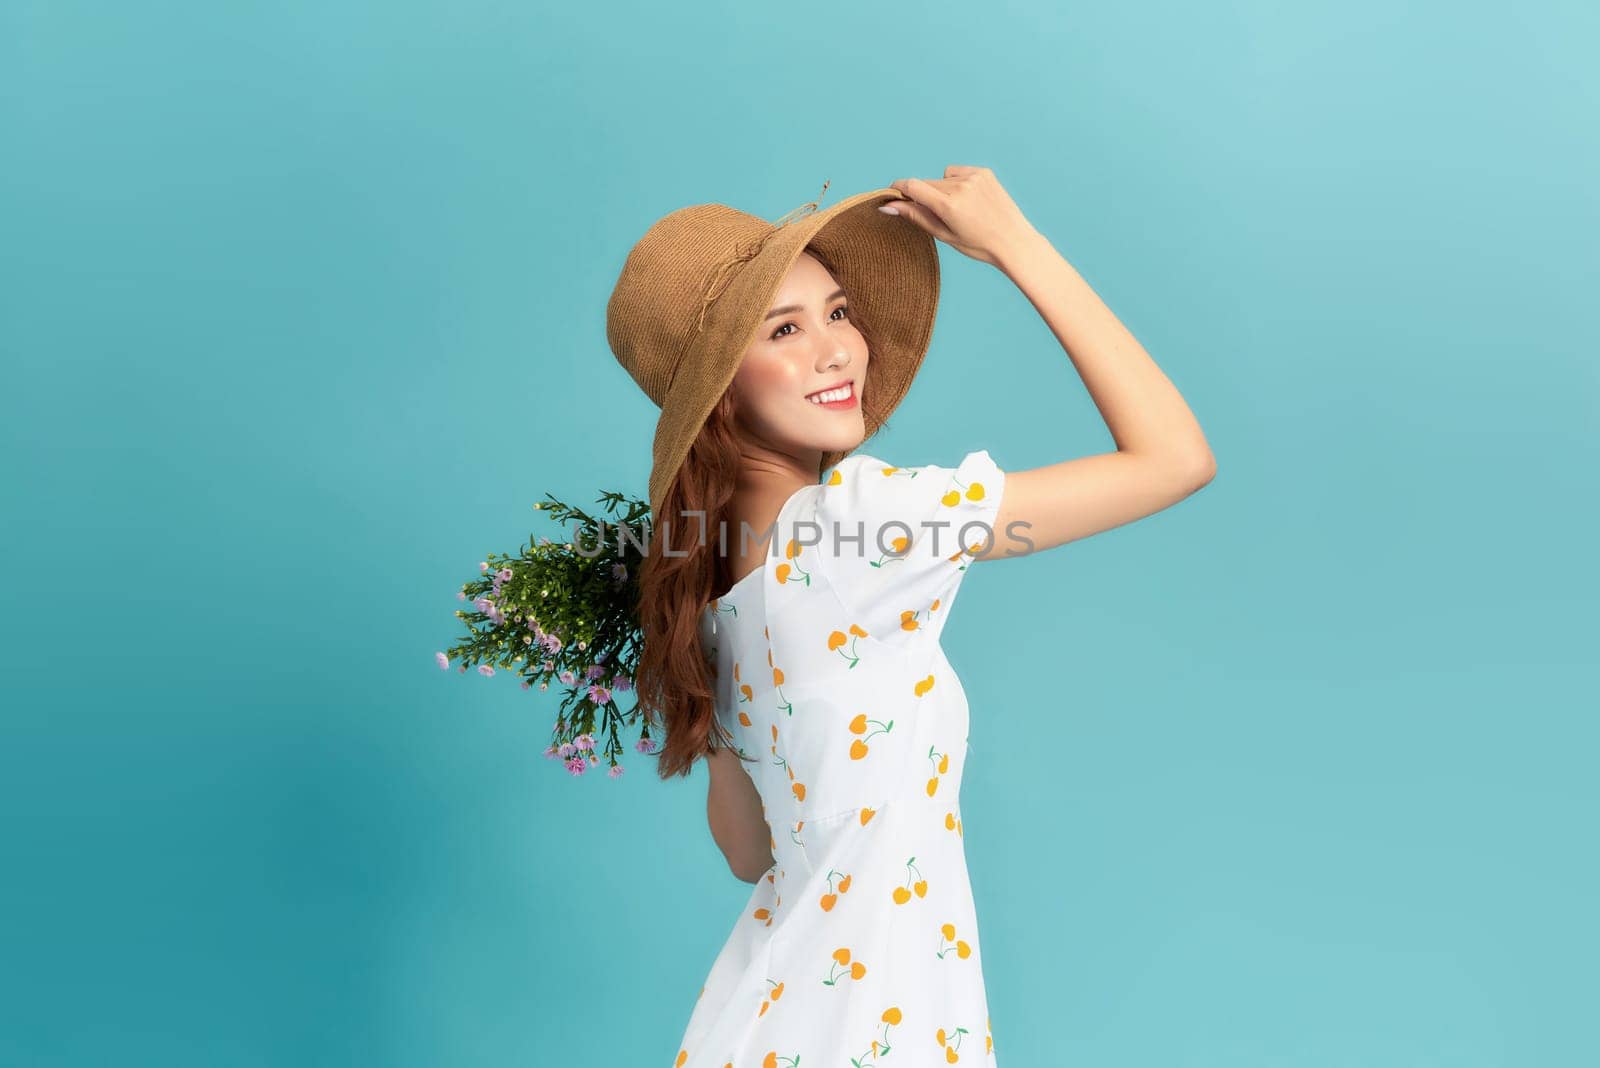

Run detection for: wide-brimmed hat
[[606, 180, 940, 521]]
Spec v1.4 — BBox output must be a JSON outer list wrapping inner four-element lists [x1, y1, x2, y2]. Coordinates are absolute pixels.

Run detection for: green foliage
[[439, 489, 655, 778]]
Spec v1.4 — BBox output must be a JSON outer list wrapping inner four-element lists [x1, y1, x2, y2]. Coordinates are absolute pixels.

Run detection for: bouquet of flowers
[[436, 489, 656, 778]]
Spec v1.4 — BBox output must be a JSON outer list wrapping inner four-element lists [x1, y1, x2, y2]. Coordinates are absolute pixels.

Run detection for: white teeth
[[807, 383, 853, 404]]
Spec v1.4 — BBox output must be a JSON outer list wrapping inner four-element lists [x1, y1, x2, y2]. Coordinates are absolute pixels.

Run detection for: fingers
[[879, 197, 960, 246], [888, 175, 952, 207]]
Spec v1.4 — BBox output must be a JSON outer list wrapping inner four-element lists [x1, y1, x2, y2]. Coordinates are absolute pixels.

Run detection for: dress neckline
[[705, 479, 816, 612]]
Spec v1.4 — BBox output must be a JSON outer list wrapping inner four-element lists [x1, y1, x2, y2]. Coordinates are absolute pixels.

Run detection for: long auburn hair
[[637, 244, 889, 780]]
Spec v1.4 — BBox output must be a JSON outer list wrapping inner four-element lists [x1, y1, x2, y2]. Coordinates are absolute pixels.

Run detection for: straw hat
[[606, 179, 941, 521]]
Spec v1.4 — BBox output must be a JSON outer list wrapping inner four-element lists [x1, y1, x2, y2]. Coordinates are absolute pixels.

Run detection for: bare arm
[[706, 746, 775, 884], [981, 227, 1215, 559], [887, 167, 1216, 560]]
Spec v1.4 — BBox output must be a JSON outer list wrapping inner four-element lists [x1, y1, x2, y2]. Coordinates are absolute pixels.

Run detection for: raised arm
[[885, 167, 1216, 560]]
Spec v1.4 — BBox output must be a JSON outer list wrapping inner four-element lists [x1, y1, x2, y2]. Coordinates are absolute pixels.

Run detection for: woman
[[606, 167, 1215, 1064]]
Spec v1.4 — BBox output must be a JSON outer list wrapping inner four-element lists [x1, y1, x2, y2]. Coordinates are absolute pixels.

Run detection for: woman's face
[[729, 251, 869, 458]]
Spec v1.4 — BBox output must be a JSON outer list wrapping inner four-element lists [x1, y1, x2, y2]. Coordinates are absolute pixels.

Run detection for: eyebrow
[[764, 288, 848, 321]]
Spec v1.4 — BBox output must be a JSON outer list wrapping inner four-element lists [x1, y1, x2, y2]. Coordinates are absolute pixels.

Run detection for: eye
[[770, 304, 849, 340]]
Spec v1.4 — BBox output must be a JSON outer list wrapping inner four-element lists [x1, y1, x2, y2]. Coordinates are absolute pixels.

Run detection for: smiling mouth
[[806, 381, 855, 404]]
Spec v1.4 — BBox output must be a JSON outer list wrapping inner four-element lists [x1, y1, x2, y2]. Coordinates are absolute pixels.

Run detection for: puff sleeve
[[810, 449, 1007, 651]]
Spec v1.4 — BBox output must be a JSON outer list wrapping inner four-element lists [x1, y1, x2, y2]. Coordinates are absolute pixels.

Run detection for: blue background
[[4, 1, 1596, 1065]]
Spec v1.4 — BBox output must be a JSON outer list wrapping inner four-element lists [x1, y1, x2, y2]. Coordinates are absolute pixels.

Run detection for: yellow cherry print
[[938, 922, 973, 960], [926, 744, 948, 796], [892, 856, 927, 905], [828, 626, 868, 668], [847, 712, 894, 760], [775, 540, 811, 586], [822, 946, 869, 986]]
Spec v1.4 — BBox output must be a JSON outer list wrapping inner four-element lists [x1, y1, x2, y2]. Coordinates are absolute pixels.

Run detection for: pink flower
[[544, 745, 559, 760], [634, 737, 655, 754], [558, 742, 575, 758], [613, 675, 633, 692], [497, 567, 514, 582], [435, 652, 449, 670], [607, 764, 624, 778], [478, 664, 495, 677], [585, 664, 605, 681], [457, 591, 466, 601], [574, 733, 594, 751], [565, 756, 587, 776], [538, 682, 548, 691], [587, 684, 612, 706], [520, 681, 530, 690], [480, 561, 489, 572], [558, 670, 576, 686]]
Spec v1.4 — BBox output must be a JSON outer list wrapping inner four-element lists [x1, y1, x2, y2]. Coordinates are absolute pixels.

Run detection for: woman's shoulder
[[817, 449, 1003, 519], [806, 446, 1007, 650]]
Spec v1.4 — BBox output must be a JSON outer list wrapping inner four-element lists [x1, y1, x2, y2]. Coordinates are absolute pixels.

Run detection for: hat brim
[[648, 187, 940, 519]]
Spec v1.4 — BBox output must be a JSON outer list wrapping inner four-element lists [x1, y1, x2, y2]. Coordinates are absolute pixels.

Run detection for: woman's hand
[[882, 166, 1041, 268]]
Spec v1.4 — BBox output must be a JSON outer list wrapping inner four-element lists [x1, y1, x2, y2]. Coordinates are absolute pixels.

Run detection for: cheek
[[732, 349, 804, 413]]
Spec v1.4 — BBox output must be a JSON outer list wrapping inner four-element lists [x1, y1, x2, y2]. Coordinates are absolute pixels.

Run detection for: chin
[[821, 428, 867, 453]]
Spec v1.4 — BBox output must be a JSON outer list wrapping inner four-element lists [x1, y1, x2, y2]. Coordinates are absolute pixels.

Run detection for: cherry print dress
[[672, 449, 1006, 1067]]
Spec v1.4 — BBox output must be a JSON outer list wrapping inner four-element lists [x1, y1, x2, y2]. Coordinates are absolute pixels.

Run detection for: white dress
[[673, 449, 1006, 1067]]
